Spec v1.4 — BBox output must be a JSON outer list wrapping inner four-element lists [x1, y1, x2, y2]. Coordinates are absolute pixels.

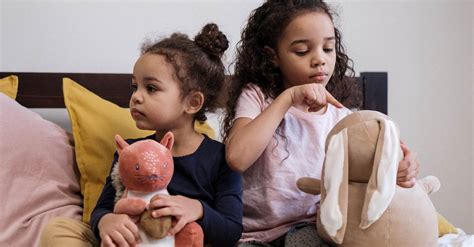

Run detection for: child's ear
[[264, 45, 278, 67], [184, 91, 204, 115], [115, 135, 129, 156]]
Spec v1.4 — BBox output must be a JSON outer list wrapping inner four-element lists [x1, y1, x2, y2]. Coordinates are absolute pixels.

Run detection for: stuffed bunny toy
[[112, 132, 203, 247], [297, 110, 438, 246]]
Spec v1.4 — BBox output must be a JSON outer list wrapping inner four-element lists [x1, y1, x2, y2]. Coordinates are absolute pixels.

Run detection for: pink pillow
[[0, 94, 82, 245]]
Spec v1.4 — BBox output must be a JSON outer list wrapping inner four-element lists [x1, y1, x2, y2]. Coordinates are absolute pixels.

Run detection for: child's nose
[[311, 53, 326, 67], [131, 91, 143, 103]]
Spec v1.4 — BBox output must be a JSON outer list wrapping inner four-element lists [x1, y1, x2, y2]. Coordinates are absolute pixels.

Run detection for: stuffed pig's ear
[[359, 119, 400, 229], [115, 135, 129, 156], [160, 131, 174, 151], [320, 128, 348, 244]]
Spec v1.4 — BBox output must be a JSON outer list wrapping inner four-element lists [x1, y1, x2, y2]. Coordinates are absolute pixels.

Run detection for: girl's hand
[[148, 195, 203, 236], [289, 83, 343, 112], [397, 140, 420, 188], [98, 213, 140, 247]]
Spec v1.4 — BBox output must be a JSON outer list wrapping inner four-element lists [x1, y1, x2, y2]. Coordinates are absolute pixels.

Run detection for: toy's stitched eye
[[135, 164, 139, 170]]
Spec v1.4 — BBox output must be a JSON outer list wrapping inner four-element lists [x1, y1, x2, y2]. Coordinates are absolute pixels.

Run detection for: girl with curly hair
[[41, 23, 242, 247], [224, 1, 419, 246]]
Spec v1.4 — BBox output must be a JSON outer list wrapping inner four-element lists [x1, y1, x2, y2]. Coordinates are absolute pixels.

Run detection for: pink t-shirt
[[235, 84, 352, 243]]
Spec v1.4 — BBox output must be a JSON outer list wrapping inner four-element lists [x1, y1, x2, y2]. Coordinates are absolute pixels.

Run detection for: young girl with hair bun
[[41, 23, 243, 247]]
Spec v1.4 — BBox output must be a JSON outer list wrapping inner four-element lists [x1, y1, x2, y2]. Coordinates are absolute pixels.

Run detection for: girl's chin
[[134, 121, 151, 130]]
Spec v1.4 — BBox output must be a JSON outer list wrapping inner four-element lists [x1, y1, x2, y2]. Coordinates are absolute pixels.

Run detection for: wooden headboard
[[0, 72, 388, 114]]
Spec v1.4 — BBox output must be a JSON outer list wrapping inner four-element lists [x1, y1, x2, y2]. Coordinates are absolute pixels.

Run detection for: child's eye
[[131, 84, 138, 91], [146, 85, 158, 93], [294, 50, 308, 56], [323, 48, 334, 53]]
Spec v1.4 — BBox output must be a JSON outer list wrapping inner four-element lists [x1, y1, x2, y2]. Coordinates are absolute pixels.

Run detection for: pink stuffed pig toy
[[112, 132, 203, 247]]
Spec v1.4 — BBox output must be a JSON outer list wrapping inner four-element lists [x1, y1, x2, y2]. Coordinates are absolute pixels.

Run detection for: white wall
[[1, 0, 472, 232], [1, 0, 259, 73]]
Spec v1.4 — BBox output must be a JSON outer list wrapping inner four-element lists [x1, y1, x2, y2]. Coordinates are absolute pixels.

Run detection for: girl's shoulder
[[201, 134, 225, 153], [172, 135, 227, 178], [241, 83, 265, 98], [237, 83, 272, 110], [177, 134, 225, 161], [187, 135, 233, 174]]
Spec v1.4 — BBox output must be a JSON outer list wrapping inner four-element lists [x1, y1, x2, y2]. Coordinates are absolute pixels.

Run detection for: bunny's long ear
[[320, 128, 348, 244], [115, 135, 129, 156], [359, 119, 401, 229]]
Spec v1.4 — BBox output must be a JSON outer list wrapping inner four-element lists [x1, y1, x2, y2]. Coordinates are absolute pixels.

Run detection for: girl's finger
[[315, 85, 326, 105], [400, 139, 407, 146], [397, 177, 416, 188], [398, 169, 416, 182], [125, 221, 140, 242], [152, 207, 176, 218], [168, 218, 187, 236], [324, 90, 343, 108], [150, 194, 170, 202], [149, 195, 171, 209], [101, 235, 115, 247], [398, 160, 409, 171], [400, 143, 411, 158], [398, 160, 418, 178], [397, 169, 410, 179], [119, 226, 138, 246], [407, 169, 417, 180], [110, 230, 128, 247]]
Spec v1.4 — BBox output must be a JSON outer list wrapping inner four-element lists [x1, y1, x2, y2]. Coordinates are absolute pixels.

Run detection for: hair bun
[[194, 23, 229, 58]]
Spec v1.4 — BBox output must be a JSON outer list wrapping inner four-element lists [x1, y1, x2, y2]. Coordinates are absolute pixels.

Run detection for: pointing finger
[[325, 90, 343, 108]]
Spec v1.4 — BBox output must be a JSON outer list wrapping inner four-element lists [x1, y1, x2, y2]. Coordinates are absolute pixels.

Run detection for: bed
[[2, 71, 470, 246]]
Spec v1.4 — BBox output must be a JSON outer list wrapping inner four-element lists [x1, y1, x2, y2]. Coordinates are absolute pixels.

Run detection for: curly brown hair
[[142, 23, 229, 122], [223, 0, 361, 140]]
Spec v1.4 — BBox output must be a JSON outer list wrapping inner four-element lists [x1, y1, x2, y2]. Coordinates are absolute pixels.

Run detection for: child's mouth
[[131, 109, 145, 118]]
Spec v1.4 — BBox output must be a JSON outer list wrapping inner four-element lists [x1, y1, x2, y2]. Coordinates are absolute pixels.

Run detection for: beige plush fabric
[[0, 94, 82, 246], [316, 110, 438, 247]]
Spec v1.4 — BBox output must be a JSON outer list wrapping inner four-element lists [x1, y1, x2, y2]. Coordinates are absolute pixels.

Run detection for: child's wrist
[[279, 87, 295, 108], [193, 199, 204, 220], [98, 213, 112, 230]]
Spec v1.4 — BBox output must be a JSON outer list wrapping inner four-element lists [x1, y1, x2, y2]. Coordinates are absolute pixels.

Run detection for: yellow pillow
[[0, 75, 19, 100], [63, 78, 215, 223], [437, 212, 458, 236]]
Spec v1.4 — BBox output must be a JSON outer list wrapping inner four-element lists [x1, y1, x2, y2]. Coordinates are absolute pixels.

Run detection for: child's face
[[273, 11, 336, 89], [130, 53, 186, 131]]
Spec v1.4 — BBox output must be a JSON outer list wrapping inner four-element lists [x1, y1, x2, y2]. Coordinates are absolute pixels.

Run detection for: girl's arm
[[90, 154, 118, 239], [226, 89, 293, 173], [196, 167, 242, 246], [226, 83, 342, 173], [91, 159, 139, 245], [148, 160, 243, 246]]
